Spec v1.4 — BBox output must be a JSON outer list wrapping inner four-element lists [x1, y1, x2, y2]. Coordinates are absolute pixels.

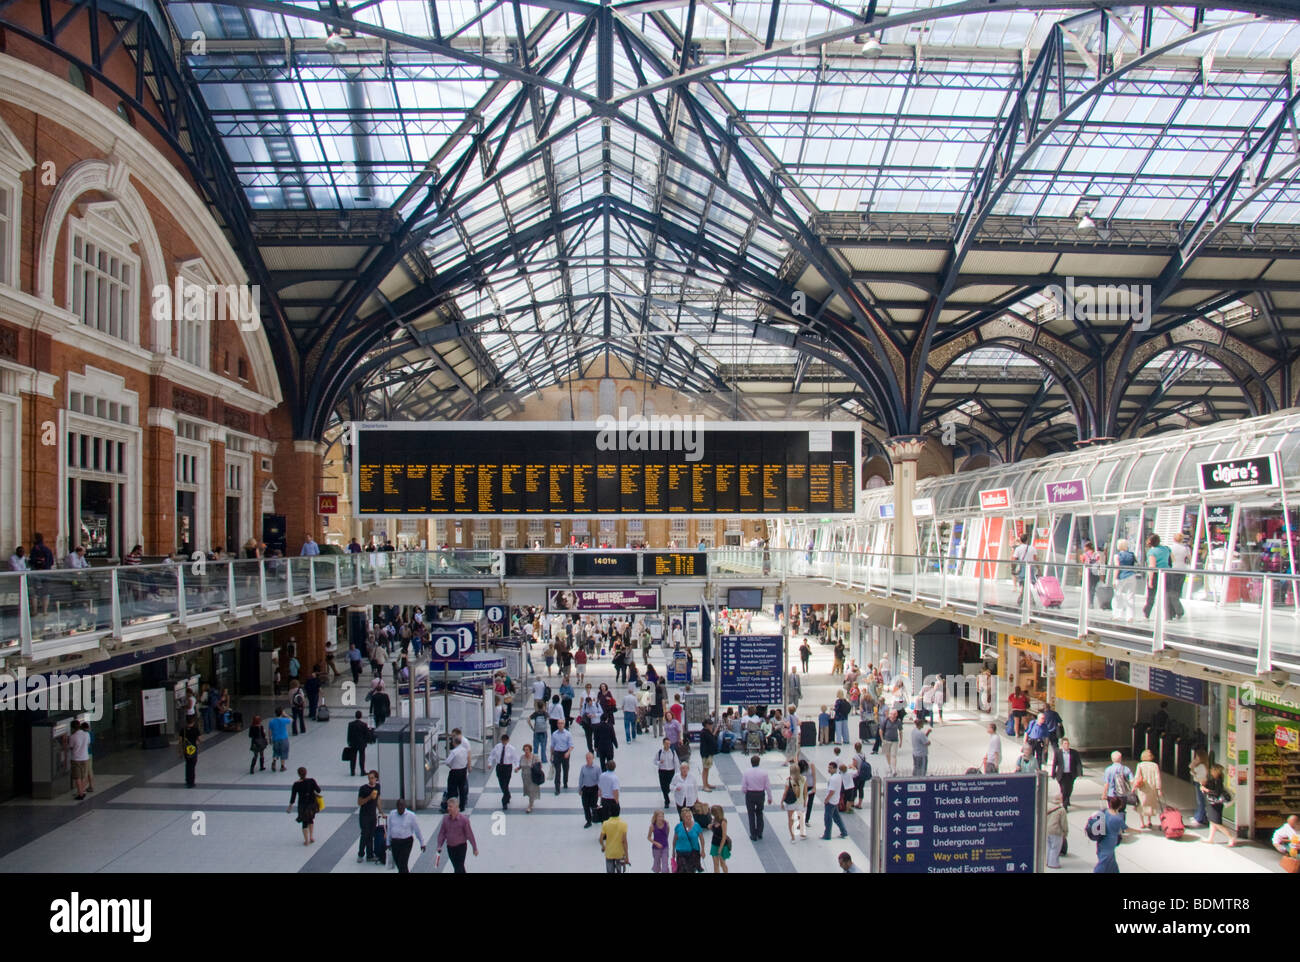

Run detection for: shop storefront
[[1243, 684, 1300, 842], [1005, 634, 1046, 709]]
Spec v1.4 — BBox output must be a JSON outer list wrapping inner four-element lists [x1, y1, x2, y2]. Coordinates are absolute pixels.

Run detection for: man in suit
[[1048, 736, 1083, 810], [346, 711, 371, 777]]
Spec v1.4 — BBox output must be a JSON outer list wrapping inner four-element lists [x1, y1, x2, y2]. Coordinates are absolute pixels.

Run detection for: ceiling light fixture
[[861, 36, 882, 56], [1077, 213, 1096, 231], [324, 29, 348, 53]]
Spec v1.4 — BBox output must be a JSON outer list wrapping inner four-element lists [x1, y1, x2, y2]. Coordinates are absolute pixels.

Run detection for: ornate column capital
[[884, 434, 928, 462]]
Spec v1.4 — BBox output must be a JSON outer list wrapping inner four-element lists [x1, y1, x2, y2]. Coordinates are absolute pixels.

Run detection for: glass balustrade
[[0, 549, 1293, 680]]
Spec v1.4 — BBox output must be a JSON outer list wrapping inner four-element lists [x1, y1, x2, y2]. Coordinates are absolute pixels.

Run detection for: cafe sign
[[979, 488, 1012, 512], [1043, 478, 1088, 505], [1197, 454, 1280, 493]]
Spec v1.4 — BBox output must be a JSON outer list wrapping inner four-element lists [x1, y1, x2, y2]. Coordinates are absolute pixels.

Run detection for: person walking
[[387, 798, 426, 873], [1048, 737, 1082, 810], [931, 675, 946, 724], [289, 681, 308, 735], [1045, 785, 1068, 868], [268, 707, 292, 772], [247, 715, 268, 774], [346, 711, 371, 777], [782, 762, 807, 842], [740, 754, 772, 841], [368, 681, 391, 728], [1080, 541, 1104, 608], [1167, 532, 1191, 618], [648, 809, 671, 873], [788, 669, 802, 708], [832, 690, 851, 745], [434, 798, 478, 873], [910, 718, 932, 776], [287, 767, 321, 845], [1102, 750, 1135, 815], [821, 761, 850, 841], [528, 703, 549, 758], [1092, 796, 1127, 873], [698, 720, 718, 792], [357, 770, 383, 863], [1112, 539, 1139, 622], [178, 715, 201, 788], [1189, 749, 1210, 826], [347, 644, 364, 686], [488, 734, 521, 810], [598, 801, 630, 873], [597, 760, 620, 821], [1142, 533, 1178, 620], [709, 805, 731, 874], [1134, 749, 1164, 829], [578, 752, 602, 828], [982, 721, 1002, 773], [783, 707, 801, 766], [879, 709, 902, 774], [1025, 711, 1049, 767], [594, 714, 618, 772], [799, 639, 812, 673], [518, 743, 542, 813], [669, 762, 699, 815], [655, 738, 678, 807], [622, 687, 639, 744], [443, 732, 470, 812], [304, 670, 322, 721], [551, 719, 574, 794], [664, 712, 683, 755], [673, 807, 706, 873], [1202, 764, 1237, 846]]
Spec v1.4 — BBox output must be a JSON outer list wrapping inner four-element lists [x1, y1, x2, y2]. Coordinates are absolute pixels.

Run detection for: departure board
[[646, 552, 708, 577], [353, 421, 857, 517]]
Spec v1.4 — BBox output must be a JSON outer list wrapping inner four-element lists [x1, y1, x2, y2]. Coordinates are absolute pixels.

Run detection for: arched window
[[66, 203, 140, 345], [576, 389, 595, 420]]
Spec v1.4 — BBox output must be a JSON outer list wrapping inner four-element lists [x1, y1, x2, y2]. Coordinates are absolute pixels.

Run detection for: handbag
[[782, 779, 797, 806], [316, 793, 325, 811], [342, 746, 356, 762], [252, 735, 268, 752], [530, 761, 546, 785]]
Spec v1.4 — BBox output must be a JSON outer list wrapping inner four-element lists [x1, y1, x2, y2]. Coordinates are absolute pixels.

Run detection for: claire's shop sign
[[1043, 478, 1088, 505], [1197, 454, 1279, 493], [978, 488, 1011, 512]]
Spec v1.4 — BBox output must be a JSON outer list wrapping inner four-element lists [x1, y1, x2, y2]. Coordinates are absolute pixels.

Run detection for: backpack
[[1085, 810, 1107, 841], [543, 685, 552, 704], [532, 713, 548, 735], [292, 688, 306, 709]]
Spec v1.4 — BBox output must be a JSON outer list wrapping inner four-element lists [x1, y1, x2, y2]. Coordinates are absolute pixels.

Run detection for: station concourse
[[0, 0, 1297, 882]]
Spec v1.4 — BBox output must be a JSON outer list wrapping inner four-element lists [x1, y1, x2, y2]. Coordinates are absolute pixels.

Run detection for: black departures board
[[353, 421, 858, 517]]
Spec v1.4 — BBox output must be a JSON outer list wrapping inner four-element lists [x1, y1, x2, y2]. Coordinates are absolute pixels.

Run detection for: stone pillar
[[885, 435, 929, 561]]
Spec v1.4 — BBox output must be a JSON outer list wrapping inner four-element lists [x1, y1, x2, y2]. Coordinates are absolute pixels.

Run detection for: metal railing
[[3, 548, 1295, 679], [712, 547, 1300, 677]]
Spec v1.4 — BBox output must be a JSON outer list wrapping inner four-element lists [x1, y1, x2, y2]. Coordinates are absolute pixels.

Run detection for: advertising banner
[[1043, 478, 1088, 505], [547, 587, 660, 613], [1197, 453, 1280, 492], [979, 488, 1012, 511]]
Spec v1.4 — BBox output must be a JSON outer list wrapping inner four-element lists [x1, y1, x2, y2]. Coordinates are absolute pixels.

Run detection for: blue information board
[[719, 635, 784, 705], [882, 773, 1039, 874]]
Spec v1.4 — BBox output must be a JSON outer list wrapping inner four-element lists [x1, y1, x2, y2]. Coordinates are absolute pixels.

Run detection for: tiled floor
[[0, 626, 1286, 873]]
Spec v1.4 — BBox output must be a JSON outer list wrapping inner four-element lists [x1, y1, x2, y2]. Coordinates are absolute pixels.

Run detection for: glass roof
[[160, 0, 1300, 424]]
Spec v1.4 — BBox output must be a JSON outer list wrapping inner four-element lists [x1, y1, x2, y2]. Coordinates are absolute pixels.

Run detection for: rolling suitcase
[[800, 721, 817, 748], [1034, 576, 1064, 608], [373, 818, 388, 865], [1159, 805, 1185, 839], [316, 701, 330, 722], [1094, 582, 1114, 610]]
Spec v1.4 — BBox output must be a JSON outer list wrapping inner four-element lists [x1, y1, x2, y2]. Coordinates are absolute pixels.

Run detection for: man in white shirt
[[1272, 814, 1299, 854], [300, 535, 320, 557], [1167, 532, 1191, 619], [550, 720, 574, 794], [739, 754, 772, 840], [487, 734, 521, 810], [69, 723, 91, 800], [386, 798, 426, 873], [442, 731, 471, 812], [821, 761, 849, 840], [983, 722, 1002, 773], [532, 678, 547, 710], [670, 762, 699, 812], [65, 545, 90, 570], [622, 689, 640, 743], [597, 760, 620, 820]]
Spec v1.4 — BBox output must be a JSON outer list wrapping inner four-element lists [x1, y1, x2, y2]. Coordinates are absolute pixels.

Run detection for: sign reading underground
[[881, 773, 1041, 874]]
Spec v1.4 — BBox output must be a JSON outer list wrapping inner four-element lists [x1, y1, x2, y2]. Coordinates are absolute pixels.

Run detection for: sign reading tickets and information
[[719, 635, 784, 706], [547, 587, 660, 613], [881, 773, 1042, 874]]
